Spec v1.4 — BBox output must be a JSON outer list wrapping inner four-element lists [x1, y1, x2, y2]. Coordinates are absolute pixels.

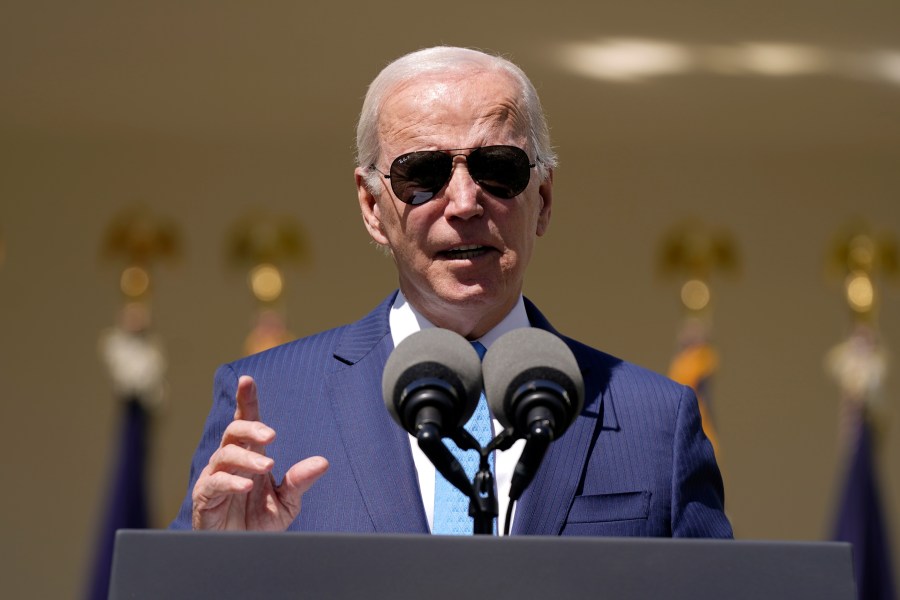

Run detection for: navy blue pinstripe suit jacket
[[171, 292, 733, 538]]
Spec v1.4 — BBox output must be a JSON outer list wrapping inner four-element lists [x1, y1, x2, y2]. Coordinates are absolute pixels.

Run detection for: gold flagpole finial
[[227, 211, 310, 355], [101, 205, 181, 301], [658, 219, 740, 315], [826, 221, 898, 321], [227, 211, 309, 305]]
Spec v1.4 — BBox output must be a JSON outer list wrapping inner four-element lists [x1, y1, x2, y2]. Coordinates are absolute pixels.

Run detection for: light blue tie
[[432, 341, 494, 535]]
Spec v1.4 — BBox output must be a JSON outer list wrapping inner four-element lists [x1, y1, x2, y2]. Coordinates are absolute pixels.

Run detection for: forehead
[[377, 70, 528, 155]]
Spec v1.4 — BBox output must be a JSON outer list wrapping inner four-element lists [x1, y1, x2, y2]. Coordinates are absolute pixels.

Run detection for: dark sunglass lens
[[467, 146, 532, 199], [390, 151, 452, 205]]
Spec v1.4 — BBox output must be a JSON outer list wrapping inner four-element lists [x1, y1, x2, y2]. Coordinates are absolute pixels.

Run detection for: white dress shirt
[[389, 290, 528, 535]]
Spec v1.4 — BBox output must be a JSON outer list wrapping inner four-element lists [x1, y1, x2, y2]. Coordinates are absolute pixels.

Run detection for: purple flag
[[85, 397, 150, 600], [833, 415, 897, 600]]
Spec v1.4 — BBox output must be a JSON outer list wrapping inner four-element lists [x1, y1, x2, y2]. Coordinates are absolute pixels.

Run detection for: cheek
[[384, 217, 428, 266], [508, 208, 540, 246], [376, 198, 406, 241]]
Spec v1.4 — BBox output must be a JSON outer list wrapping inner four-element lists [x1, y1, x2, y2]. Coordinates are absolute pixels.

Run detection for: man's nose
[[442, 157, 483, 220]]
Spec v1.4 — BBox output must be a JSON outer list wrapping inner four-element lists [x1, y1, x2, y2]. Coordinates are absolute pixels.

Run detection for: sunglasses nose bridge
[[447, 152, 471, 176], [432, 152, 471, 191], [441, 154, 484, 216]]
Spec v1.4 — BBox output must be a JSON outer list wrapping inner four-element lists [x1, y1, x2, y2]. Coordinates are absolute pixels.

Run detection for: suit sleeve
[[168, 364, 240, 529], [670, 385, 733, 538]]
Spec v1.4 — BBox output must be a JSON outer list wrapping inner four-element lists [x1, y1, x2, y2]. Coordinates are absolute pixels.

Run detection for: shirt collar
[[389, 290, 530, 351]]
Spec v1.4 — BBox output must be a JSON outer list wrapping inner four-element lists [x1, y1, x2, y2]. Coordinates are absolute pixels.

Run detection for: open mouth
[[439, 244, 492, 260]]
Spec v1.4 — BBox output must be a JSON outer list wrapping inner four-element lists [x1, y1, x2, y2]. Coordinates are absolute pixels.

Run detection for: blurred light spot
[[250, 263, 283, 303], [733, 43, 830, 76], [555, 38, 900, 87], [867, 51, 900, 85], [845, 271, 874, 313], [120, 266, 150, 298], [557, 39, 694, 81], [681, 279, 711, 311]]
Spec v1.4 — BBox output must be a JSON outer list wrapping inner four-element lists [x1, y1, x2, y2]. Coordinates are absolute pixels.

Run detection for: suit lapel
[[511, 299, 619, 535], [325, 294, 429, 533]]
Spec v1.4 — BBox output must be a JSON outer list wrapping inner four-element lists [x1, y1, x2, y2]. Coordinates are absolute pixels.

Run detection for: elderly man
[[171, 46, 732, 538]]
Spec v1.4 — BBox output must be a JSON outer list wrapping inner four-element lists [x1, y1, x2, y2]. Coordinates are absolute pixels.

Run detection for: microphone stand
[[419, 423, 537, 535], [410, 397, 501, 534], [419, 422, 557, 535], [447, 429, 500, 535]]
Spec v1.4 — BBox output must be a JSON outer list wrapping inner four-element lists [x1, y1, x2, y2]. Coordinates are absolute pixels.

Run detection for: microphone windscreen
[[482, 328, 584, 431], [382, 328, 483, 433]]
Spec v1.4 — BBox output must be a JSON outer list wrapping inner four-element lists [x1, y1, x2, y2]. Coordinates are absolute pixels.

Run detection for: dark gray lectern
[[109, 530, 855, 600]]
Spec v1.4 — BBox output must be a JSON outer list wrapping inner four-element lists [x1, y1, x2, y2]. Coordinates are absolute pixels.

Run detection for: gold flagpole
[[658, 219, 740, 459], [825, 221, 897, 449]]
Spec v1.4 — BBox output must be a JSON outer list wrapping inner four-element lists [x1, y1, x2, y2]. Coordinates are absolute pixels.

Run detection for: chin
[[440, 281, 507, 309]]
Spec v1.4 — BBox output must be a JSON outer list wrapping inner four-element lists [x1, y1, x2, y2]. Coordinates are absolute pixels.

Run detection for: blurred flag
[[90, 207, 174, 597], [668, 318, 721, 457], [85, 396, 150, 600], [244, 306, 294, 356], [86, 302, 165, 600], [827, 324, 896, 600], [832, 412, 896, 600]]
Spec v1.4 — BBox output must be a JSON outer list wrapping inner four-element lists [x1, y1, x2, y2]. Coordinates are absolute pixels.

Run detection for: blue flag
[[85, 397, 150, 600], [833, 416, 897, 600]]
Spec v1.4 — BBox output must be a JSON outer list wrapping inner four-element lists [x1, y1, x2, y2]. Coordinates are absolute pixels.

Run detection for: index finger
[[234, 375, 261, 422]]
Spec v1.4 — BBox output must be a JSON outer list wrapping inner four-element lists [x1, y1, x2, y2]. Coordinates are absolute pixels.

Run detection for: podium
[[109, 530, 856, 599]]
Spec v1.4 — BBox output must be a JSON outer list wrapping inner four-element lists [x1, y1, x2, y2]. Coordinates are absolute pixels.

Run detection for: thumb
[[277, 456, 329, 515]]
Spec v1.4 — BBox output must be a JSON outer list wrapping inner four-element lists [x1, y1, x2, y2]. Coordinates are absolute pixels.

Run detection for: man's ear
[[356, 167, 390, 246], [536, 168, 553, 237]]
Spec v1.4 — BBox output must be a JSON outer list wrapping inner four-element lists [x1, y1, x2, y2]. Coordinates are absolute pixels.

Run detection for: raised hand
[[191, 375, 328, 530]]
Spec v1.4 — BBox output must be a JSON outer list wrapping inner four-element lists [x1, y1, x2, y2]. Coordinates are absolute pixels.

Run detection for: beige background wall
[[1, 2, 898, 597]]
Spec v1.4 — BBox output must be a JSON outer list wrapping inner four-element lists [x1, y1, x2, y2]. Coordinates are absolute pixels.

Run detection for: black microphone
[[382, 328, 483, 496], [483, 328, 584, 504]]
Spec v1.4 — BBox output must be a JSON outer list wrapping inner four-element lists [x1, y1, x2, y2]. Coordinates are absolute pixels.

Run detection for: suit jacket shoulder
[[517, 298, 732, 538]]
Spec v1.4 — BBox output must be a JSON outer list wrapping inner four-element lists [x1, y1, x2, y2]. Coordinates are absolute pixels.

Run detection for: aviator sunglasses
[[370, 145, 536, 206]]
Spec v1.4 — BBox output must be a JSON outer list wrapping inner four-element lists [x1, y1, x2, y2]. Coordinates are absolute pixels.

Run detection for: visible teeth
[[444, 245, 486, 259]]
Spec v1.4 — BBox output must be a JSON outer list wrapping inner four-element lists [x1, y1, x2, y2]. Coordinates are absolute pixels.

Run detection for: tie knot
[[470, 340, 487, 361]]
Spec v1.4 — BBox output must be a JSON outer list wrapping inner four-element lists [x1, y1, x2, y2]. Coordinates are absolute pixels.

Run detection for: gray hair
[[356, 46, 557, 191]]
